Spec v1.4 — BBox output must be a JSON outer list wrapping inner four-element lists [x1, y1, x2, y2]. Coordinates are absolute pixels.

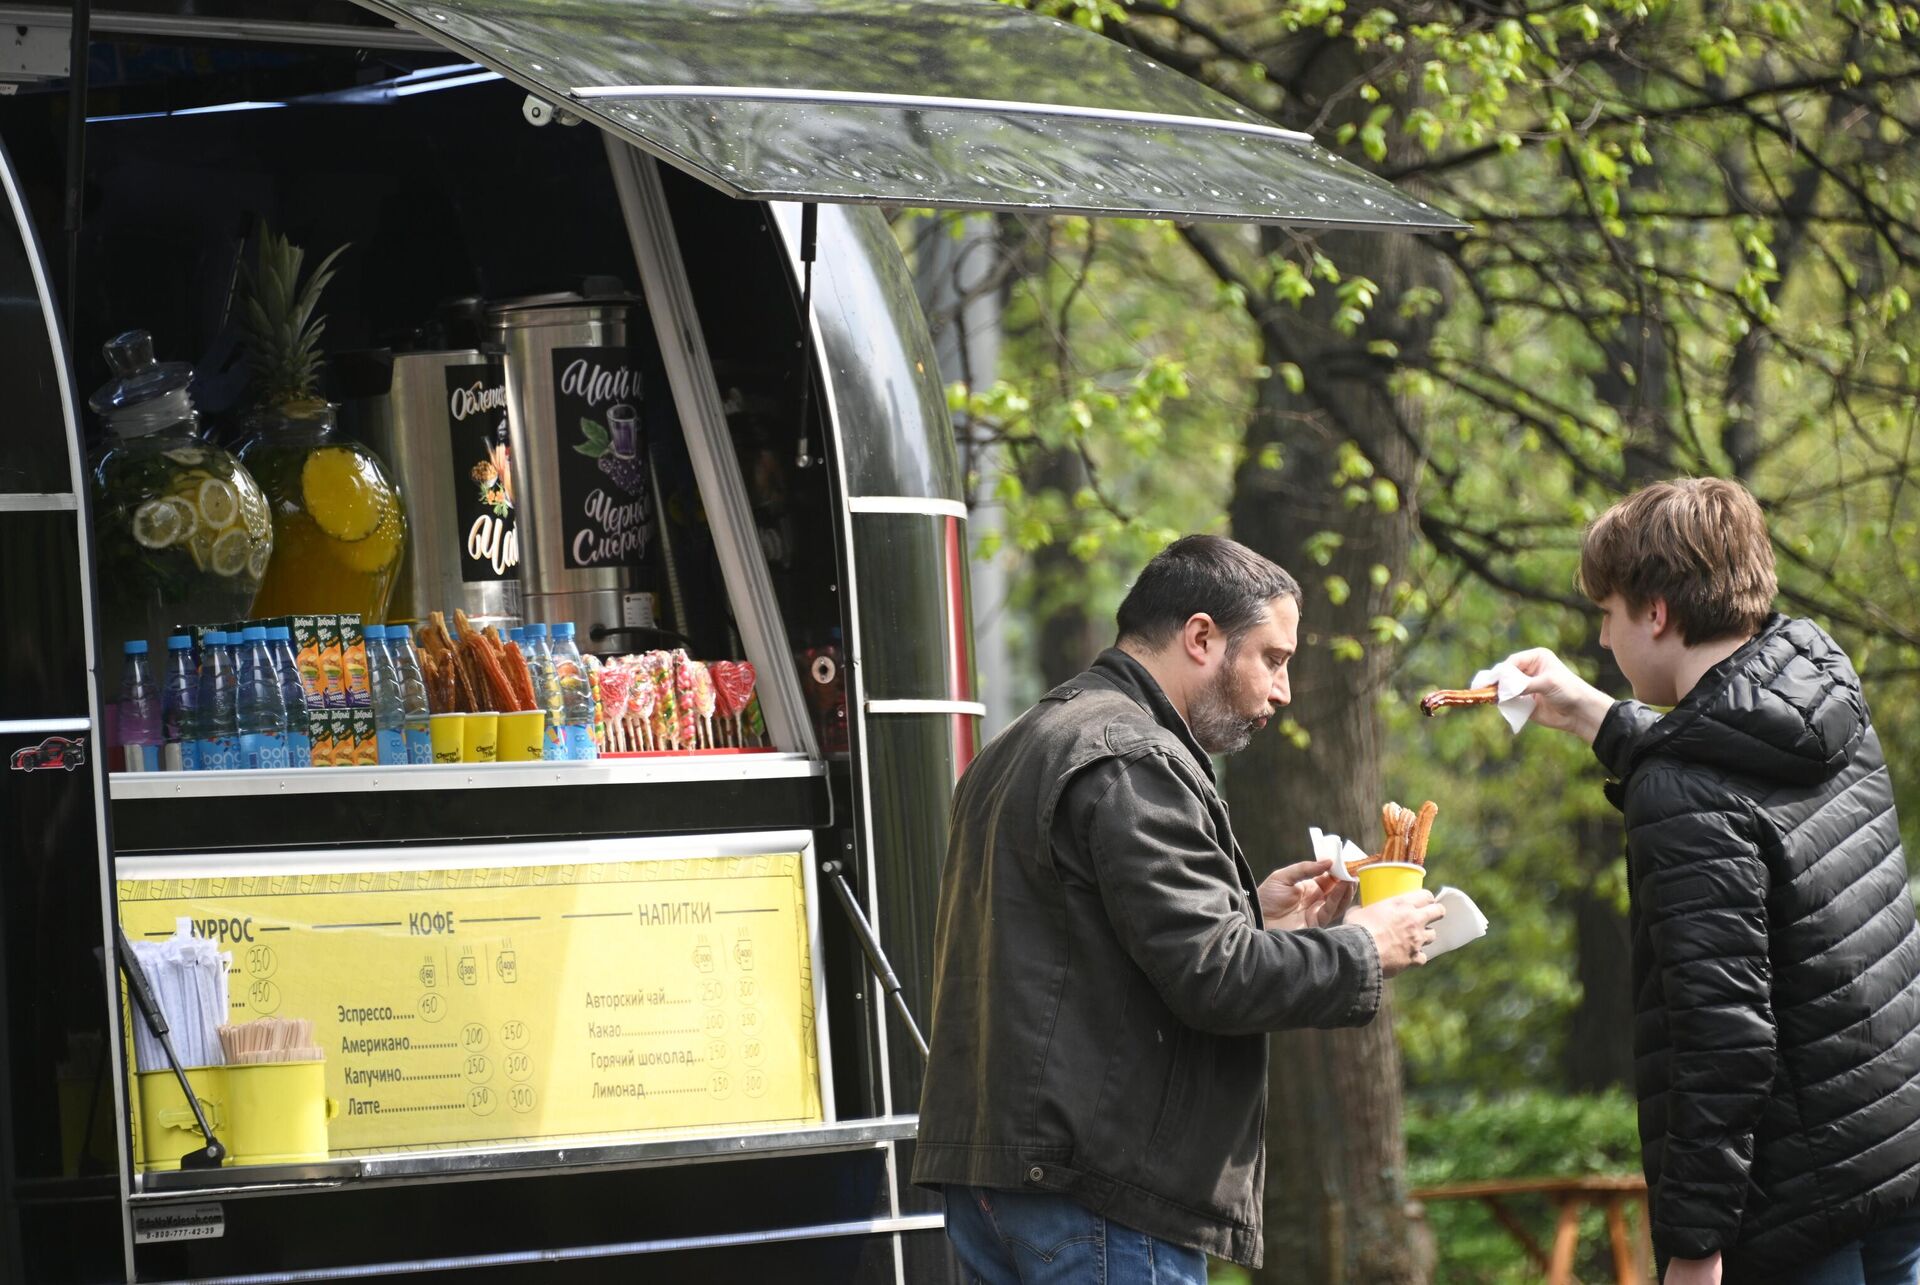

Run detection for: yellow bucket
[[1357, 861, 1427, 906], [224, 1061, 336, 1166], [135, 1067, 228, 1171]]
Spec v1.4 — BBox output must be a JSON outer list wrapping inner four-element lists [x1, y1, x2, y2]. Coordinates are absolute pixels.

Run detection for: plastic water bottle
[[118, 640, 162, 773], [194, 632, 240, 771], [550, 623, 599, 760], [364, 626, 409, 767], [235, 626, 290, 771], [387, 626, 434, 765], [266, 625, 312, 768], [523, 623, 562, 760], [161, 633, 198, 771]]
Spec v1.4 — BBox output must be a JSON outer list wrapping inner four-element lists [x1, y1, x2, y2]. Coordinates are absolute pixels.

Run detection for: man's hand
[[1345, 891, 1447, 976], [1507, 648, 1615, 744], [1258, 860, 1355, 930], [1664, 1253, 1722, 1285]]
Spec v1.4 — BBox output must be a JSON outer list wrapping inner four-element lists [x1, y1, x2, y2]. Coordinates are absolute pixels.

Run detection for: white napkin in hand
[[1309, 827, 1371, 882], [1472, 662, 1537, 734], [1428, 886, 1489, 958]]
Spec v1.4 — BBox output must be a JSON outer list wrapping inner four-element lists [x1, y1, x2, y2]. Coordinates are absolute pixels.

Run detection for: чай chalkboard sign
[[551, 347, 654, 571]]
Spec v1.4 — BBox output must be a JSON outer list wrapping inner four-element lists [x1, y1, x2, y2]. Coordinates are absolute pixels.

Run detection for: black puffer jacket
[[1594, 615, 1920, 1277]]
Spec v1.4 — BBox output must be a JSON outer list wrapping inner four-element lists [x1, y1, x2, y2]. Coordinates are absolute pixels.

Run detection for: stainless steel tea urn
[[486, 292, 662, 640], [341, 349, 522, 628]]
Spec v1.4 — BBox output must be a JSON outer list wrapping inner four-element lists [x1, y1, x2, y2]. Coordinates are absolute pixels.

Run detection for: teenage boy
[[1513, 477, 1920, 1284]]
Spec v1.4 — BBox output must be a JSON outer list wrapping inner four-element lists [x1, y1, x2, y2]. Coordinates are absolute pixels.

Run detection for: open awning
[[349, 0, 1463, 231]]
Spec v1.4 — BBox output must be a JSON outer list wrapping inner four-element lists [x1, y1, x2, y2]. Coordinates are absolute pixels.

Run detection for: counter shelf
[[106, 754, 831, 854], [128, 1115, 919, 1202]]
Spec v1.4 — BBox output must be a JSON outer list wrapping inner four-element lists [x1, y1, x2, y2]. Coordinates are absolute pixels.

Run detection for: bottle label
[[195, 737, 241, 772], [561, 724, 597, 761], [288, 733, 313, 769], [541, 718, 567, 762], [405, 728, 433, 766], [241, 732, 290, 771], [163, 741, 186, 773], [121, 743, 160, 773], [376, 727, 408, 767]]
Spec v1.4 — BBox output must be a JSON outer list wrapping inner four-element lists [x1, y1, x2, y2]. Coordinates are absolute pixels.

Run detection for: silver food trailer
[[0, 2, 1457, 1281]]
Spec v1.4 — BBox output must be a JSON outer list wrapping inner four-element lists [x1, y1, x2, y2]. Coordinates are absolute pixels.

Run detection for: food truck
[[0, 2, 1458, 1280]]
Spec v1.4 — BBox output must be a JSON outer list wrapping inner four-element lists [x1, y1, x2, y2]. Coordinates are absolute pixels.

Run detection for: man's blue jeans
[[942, 1184, 1208, 1284], [1777, 1209, 1920, 1285]]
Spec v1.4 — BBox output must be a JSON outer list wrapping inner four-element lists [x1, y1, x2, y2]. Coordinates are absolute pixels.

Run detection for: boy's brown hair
[[1577, 477, 1777, 643]]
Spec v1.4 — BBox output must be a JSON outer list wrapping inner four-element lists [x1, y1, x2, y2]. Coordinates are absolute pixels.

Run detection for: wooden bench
[[1413, 1175, 1652, 1285]]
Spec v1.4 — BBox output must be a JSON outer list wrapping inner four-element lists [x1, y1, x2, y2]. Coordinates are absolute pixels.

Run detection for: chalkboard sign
[[443, 362, 517, 582], [550, 347, 654, 571]]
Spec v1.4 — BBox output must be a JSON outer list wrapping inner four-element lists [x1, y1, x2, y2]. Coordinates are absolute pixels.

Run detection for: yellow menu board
[[117, 851, 823, 1154]]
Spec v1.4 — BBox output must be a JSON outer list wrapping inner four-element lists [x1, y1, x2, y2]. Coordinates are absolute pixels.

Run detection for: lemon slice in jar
[[301, 448, 382, 542], [186, 529, 214, 571], [209, 528, 251, 577], [247, 540, 272, 581], [238, 481, 271, 538], [131, 498, 188, 549], [195, 478, 240, 530]]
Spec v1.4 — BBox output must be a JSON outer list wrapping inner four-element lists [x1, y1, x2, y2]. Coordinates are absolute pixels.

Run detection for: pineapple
[[234, 222, 409, 622], [238, 222, 348, 415]]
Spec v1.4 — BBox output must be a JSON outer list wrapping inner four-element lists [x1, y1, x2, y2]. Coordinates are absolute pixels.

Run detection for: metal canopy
[[350, 0, 1464, 231]]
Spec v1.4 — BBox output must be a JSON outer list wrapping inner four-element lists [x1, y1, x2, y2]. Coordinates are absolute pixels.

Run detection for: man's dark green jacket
[[912, 649, 1382, 1267]]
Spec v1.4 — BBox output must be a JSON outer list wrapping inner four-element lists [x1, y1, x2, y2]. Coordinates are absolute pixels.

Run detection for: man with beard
[[914, 535, 1443, 1283]]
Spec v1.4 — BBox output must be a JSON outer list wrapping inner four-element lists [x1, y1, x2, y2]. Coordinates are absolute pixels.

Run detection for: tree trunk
[[1562, 814, 1636, 1091], [1228, 213, 1433, 1282], [1026, 447, 1105, 686]]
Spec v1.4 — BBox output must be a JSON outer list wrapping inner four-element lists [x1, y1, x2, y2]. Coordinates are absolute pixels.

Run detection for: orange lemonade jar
[[230, 225, 406, 622], [241, 404, 405, 620]]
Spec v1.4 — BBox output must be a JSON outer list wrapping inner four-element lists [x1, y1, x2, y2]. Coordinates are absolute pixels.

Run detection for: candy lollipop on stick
[[670, 650, 699, 751], [623, 658, 653, 751], [690, 661, 717, 749], [647, 651, 677, 751], [712, 661, 756, 748], [598, 661, 633, 753]]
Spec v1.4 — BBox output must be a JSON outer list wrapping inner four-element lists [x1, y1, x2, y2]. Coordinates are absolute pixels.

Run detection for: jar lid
[[87, 331, 197, 436]]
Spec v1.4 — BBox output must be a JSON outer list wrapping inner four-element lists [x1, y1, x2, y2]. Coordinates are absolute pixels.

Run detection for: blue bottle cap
[[167, 634, 194, 650], [242, 626, 268, 642], [124, 639, 148, 654], [266, 626, 292, 641], [204, 631, 226, 646], [364, 624, 386, 641], [553, 622, 574, 639], [527, 623, 549, 638], [509, 628, 525, 645]]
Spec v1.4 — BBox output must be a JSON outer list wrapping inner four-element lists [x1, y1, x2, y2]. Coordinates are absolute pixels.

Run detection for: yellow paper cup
[[463, 712, 500, 764], [429, 714, 467, 765], [496, 710, 546, 762], [1357, 861, 1427, 906]]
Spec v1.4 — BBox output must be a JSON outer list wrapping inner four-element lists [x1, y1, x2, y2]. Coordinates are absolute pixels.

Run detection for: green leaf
[[575, 418, 611, 458]]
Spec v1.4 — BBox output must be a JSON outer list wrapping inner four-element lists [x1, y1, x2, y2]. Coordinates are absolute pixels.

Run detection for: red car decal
[[10, 736, 86, 773]]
